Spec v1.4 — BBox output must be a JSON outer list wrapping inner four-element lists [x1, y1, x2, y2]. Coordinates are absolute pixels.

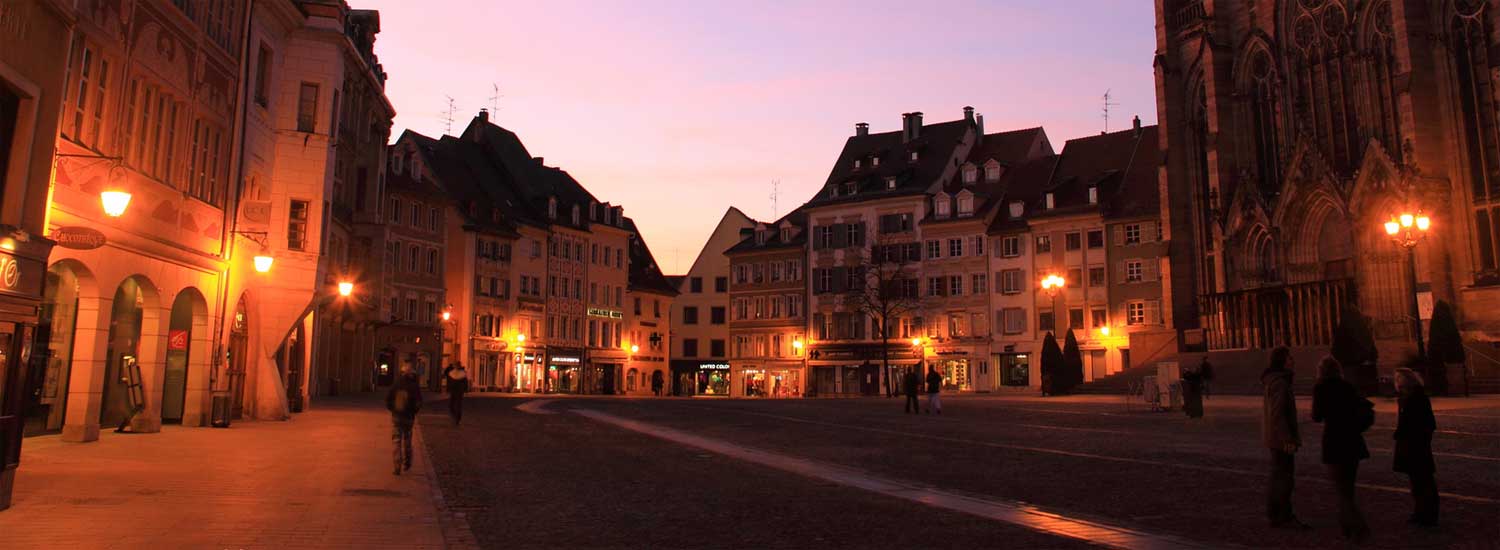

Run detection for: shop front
[[669, 360, 731, 396], [470, 338, 507, 391], [546, 349, 584, 394], [0, 239, 52, 510], [993, 351, 1034, 390], [513, 350, 544, 393], [732, 362, 803, 398], [928, 349, 981, 392], [807, 344, 918, 397], [586, 353, 625, 395]]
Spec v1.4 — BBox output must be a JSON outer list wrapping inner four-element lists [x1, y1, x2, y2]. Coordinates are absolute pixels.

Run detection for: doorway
[[227, 295, 249, 419], [160, 291, 199, 423], [100, 277, 150, 428], [23, 264, 82, 435]]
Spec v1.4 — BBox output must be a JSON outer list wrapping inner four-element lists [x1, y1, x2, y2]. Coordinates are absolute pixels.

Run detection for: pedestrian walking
[[1182, 366, 1205, 419], [651, 370, 664, 396], [385, 369, 423, 475], [925, 366, 943, 415], [1312, 356, 1373, 543], [1199, 357, 1215, 399], [1393, 368, 1439, 528], [444, 362, 469, 426], [903, 367, 921, 414], [1261, 346, 1306, 529]]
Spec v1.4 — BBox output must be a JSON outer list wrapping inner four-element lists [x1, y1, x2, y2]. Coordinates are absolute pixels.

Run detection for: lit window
[[1000, 236, 1020, 257], [1127, 302, 1146, 325], [1124, 224, 1142, 245], [963, 166, 977, 183], [1045, 193, 1055, 209], [1088, 186, 1098, 205], [1126, 260, 1143, 283]]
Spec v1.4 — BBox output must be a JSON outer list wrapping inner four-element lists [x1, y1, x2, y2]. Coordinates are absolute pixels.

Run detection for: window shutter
[[1114, 226, 1125, 246], [1115, 261, 1126, 282], [833, 267, 847, 293], [1146, 299, 1161, 324], [856, 223, 867, 246], [1145, 258, 1160, 282], [1143, 221, 1157, 243], [832, 224, 847, 248], [1017, 236, 1025, 255]]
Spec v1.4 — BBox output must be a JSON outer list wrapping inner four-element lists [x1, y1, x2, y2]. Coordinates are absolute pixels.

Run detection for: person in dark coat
[[903, 367, 921, 414], [443, 363, 469, 426], [1312, 357, 1372, 542], [651, 370, 664, 397], [1198, 357, 1214, 399], [1261, 347, 1306, 529], [925, 366, 943, 414], [385, 369, 423, 475], [1182, 366, 1205, 419], [1393, 368, 1439, 527]]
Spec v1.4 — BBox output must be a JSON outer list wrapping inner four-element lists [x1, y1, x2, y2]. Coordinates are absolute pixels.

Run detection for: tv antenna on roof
[[442, 95, 457, 135], [488, 83, 504, 115], [770, 179, 781, 218], [1102, 89, 1120, 133]]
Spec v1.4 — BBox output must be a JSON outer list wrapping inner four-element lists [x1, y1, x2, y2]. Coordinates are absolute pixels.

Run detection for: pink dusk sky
[[361, 0, 1158, 274]]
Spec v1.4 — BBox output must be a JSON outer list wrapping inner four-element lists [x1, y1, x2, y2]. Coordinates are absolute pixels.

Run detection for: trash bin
[[210, 392, 232, 428]]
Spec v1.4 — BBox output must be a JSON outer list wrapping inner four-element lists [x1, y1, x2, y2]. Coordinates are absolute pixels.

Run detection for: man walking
[[651, 370, 664, 397], [443, 362, 469, 426], [386, 369, 423, 475], [903, 367, 921, 414], [925, 365, 943, 415], [1262, 347, 1306, 528]]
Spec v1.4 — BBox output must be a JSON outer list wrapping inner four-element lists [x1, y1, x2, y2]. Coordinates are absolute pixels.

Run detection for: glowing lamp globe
[[1099, 326, 1111, 337], [910, 337, 923, 346], [516, 334, 526, 343], [337, 281, 354, 296], [792, 340, 804, 350], [1399, 213, 1415, 228], [1415, 216, 1431, 231], [441, 310, 452, 321], [1384, 220, 1400, 236], [100, 190, 132, 217], [253, 255, 274, 273], [630, 344, 640, 353]]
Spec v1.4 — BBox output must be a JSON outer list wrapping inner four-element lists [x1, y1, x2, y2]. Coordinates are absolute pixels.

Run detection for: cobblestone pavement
[[423, 393, 1499, 550], [0, 396, 470, 550]]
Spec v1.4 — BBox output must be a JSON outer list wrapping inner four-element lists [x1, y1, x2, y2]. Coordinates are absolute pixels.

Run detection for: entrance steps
[[1073, 347, 1330, 396]]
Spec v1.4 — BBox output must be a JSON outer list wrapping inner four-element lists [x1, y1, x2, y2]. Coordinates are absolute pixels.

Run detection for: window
[[1065, 232, 1082, 251], [927, 277, 945, 297], [816, 269, 833, 293], [1008, 201, 1024, 219], [935, 196, 950, 218], [986, 164, 1001, 182], [972, 273, 987, 294], [1000, 270, 1023, 294], [287, 200, 309, 251], [885, 177, 897, 189], [426, 249, 438, 274], [715, 276, 728, 292], [1002, 308, 1026, 335], [1124, 223, 1142, 245], [682, 339, 699, 358], [633, 297, 642, 316], [1088, 266, 1106, 287], [957, 194, 974, 215], [1091, 308, 1107, 329], [854, 159, 862, 170], [683, 306, 699, 325], [1088, 185, 1098, 205], [1000, 236, 1020, 258], [1068, 308, 1084, 329], [971, 236, 985, 257], [254, 44, 272, 107], [816, 226, 834, 249], [909, 151, 919, 162], [406, 298, 418, 322], [409, 245, 419, 272], [1045, 193, 1055, 209], [409, 203, 420, 228], [1127, 302, 1146, 325], [949, 275, 963, 296], [1067, 268, 1083, 287], [429, 208, 439, 231], [297, 82, 318, 133], [425, 301, 437, 324], [926, 240, 941, 259], [948, 238, 962, 257], [845, 224, 860, 246], [879, 213, 913, 234], [1039, 311, 1055, 332], [1126, 260, 1143, 283], [710, 339, 726, 358], [1035, 235, 1052, 253], [1087, 230, 1104, 249], [963, 166, 977, 183], [690, 277, 703, 293], [388, 197, 400, 223], [711, 307, 726, 325]]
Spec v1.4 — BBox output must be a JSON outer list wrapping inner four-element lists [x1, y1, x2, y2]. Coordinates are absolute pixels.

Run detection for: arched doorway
[[227, 293, 249, 420], [99, 276, 157, 429], [22, 262, 90, 435], [161, 289, 206, 423]]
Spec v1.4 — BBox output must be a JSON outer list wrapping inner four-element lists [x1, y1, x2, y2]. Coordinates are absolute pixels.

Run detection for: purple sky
[[362, 0, 1158, 274]]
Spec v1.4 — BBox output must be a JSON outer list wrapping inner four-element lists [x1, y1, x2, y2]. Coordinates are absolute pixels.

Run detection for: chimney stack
[[479, 108, 489, 123], [534, 156, 544, 166], [900, 113, 912, 142], [910, 111, 923, 141], [963, 106, 974, 124], [855, 122, 869, 137], [976, 114, 985, 142]]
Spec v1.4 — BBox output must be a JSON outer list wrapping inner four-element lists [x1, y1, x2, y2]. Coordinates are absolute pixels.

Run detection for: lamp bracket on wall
[[234, 231, 269, 248]]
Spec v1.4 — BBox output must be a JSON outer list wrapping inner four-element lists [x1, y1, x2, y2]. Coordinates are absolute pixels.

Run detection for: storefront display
[[998, 354, 1030, 387], [696, 363, 730, 396], [935, 358, 972, 391], [548, 354, 583, 393]]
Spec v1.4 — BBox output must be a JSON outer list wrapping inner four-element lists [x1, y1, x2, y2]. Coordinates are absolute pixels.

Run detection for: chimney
[[855, 122, 869, 137], [976, 114, 985, 143], [963, 106, 974, 124], [900, 113, 912, 143], [478, 108, 489, 123], [1132, 115, 1142, 137], [909, 112, 923, 141], [533, 156, 544, 166]]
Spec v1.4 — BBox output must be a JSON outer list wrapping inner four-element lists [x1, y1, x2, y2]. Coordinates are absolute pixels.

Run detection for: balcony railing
[[1199, 278, 1354, 351]]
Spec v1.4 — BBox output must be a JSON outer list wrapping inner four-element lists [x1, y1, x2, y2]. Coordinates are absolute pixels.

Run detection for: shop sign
[[699, 363, 730, 370], [0, 252, 38, 297], [936, 349, 969, 356], [519, 302, 544, 313], [551, 356, 581, 364], [587, 307, 623, 319], [630, 355, 665, 362], [50, 226, 108, 250], [168, 330, 190, 350]]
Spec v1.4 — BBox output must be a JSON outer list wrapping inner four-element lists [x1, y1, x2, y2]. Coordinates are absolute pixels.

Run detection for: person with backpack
[[1393, 368, 1439, 527], [443, 362, 469, 426], [1262, 347, 1306, 529], [1312, 356, 1372, 543], [385, 369, 423, 475], [902, 367, 921, 414], [925, 365, 943, 415]]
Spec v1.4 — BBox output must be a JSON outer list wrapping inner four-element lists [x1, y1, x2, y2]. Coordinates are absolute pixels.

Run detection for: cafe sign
[[587, 308, 623, 319], [50, 226, 107, 250]]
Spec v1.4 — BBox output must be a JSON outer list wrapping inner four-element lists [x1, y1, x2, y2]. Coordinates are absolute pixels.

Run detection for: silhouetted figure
[[925, 366, 943, 415], [444, 363, 469, 426], [1393, 368, 1439, 528], [903, 368, 921, 414], [386, 369, 423, 475], [1312, 357, 1372, 543], [1198, 357, 1215, 399], [1182, 367, 1204, 419], [1262, 347, 1306, 529], [651, 370, 664, 397]]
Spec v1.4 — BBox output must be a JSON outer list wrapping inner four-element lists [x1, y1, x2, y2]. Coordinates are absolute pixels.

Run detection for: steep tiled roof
[[806, 117, 973, 208], [986, 155, 1060, 233], [724, 208, 809, 254], [990, 124, 1159, 227]]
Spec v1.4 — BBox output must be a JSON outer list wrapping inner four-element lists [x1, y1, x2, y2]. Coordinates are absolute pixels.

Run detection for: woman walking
[[1394, 368, 1439, 527], [1311, 357, 1372, 543]]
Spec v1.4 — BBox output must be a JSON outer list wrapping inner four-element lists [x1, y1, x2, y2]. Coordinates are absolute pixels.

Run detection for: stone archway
[[22, 260, 97, 437], [161, 288, 208, 425], [99, 275, 162, 432]]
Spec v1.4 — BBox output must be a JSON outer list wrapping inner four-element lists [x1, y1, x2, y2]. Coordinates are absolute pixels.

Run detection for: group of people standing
[[902, 366, 945, 414], [1261, 347, 1439, 543]]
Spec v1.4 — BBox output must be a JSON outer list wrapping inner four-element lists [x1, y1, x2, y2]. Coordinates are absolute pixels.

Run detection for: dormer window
[[393, 153, 404, 174], [985, 164, 1000, 182], [843, 181, 857, 196], [885, 177, 897, 189], [1045, 193, 1055, 210], [755, 230, 767, 245], [872, 156, 880, 167], [829, 184, 840, 198], [854, 159, 862, 170], [962, 166, 977, 184], [571, 204, 580, 225], [934, 194, 951, 219], [957, 194, 974, 216], [909, 151, 919, 162], [780, 226, 792, 242], [411, 161, 422, 182], [1088, 186, 1098, 205], [548, 197, 558, 219], [1008, 201, 1024, 219]]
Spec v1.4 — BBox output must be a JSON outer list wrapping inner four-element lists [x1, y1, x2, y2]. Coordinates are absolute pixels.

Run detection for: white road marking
[[574, 408, 1219, 550], [515, 400, 556, 415]]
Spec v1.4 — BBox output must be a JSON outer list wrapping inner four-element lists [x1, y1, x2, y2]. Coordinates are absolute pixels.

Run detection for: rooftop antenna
[[442, 95, 457, 135], [487, 83, 503, 115], [770, 179, 781, 218], [1102, 89, 1119, 134]]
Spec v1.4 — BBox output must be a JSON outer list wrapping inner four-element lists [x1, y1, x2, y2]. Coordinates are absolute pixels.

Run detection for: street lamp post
[[1040, 273, 1066, 333], [1384, 211, 1431, 358]]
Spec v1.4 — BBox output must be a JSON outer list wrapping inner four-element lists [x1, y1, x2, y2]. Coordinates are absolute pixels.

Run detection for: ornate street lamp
[[253, 255, 274, 273], [1040, 273, 1066, 332], [337, 281, 354, 297], [100, 190, 132, 217], [1384, 210, 1431, 357]]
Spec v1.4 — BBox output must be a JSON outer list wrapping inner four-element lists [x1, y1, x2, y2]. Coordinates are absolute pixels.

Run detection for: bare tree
[[846, 233, 927, 397]]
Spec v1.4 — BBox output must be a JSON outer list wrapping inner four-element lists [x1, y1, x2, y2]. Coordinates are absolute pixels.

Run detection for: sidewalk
[[0, 395, 470, 549]]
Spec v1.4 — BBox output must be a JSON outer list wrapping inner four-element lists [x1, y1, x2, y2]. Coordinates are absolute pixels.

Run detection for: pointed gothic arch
[[1233, 32, 1285, 196]]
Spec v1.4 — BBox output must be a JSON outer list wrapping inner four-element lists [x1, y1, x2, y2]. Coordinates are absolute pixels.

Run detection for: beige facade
[[669, 207, 753, 395], [727, 220, 808, 398]]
